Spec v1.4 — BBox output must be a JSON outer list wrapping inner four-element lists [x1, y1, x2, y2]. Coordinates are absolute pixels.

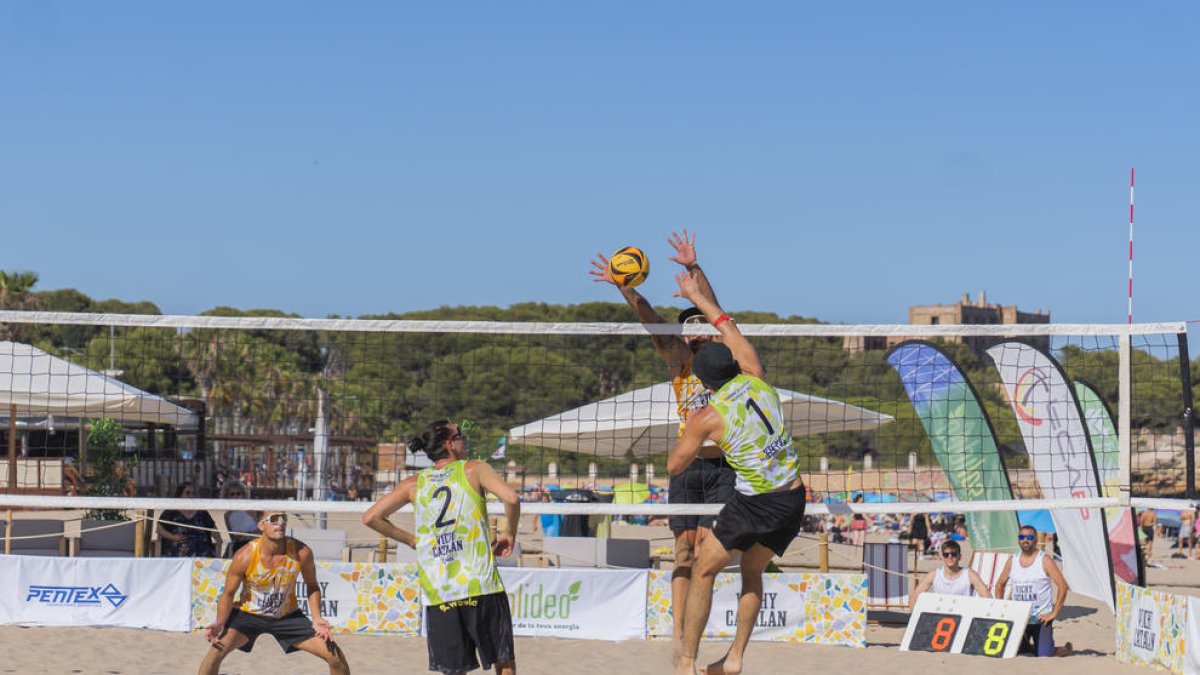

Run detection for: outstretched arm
[[362, 477, 417, 549], [673, 271, 763, 378], [299, 546, 333, 641], [667, 229, 719, 306], [589, 252, 690, 373]]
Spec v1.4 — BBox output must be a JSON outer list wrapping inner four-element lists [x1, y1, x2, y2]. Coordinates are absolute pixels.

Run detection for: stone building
[[844, 291, 1050, 355]]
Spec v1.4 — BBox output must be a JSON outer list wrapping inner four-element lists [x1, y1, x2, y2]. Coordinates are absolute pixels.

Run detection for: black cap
[[692, 342, 739, 389], [677, 306, 705, 324]]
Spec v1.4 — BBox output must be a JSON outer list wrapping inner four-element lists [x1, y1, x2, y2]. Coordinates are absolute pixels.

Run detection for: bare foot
[[1054, 642, 1074, 657], [701, 655, 742, 675]]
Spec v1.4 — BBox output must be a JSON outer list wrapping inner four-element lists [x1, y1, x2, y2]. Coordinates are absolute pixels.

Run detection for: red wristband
[[712, 313, 732, 328]]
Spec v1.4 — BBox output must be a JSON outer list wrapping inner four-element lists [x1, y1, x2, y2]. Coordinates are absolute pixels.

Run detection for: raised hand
[[673, 271, 701, 302], [667, 229, 697, 268], [589, 253, 617, 285]]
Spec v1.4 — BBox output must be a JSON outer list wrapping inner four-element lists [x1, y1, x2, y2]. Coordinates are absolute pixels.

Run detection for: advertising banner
[[986, 342, 1115, 610], [191, 559, 422, 635], [886, 341, 1019, 551], [646, 571, 866, 646], [499, 568, 646, 641], [0, 554, 191, 631], [1074, 380, 1141, 585], [1186, 596, 1200, 675], [1114, 580, 1188, 673]]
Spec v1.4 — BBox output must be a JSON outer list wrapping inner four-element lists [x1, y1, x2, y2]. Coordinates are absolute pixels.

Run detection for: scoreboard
[[900, 593, 1033, 659]]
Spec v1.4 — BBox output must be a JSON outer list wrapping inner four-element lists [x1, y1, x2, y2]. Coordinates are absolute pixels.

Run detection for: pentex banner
[[499, 568, 646, 641], [1074, 380, 1141, 585], [886, 341, 1019, 551], [986, 342, 1115, 611], [0, 555, 191, 631]]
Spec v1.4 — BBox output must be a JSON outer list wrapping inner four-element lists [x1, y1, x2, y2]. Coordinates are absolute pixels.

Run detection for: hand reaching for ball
[[588, 253, 617, 286]]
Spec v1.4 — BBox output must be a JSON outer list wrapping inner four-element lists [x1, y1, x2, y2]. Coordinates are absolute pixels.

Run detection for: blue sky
[[1, 2, 1197, 325]]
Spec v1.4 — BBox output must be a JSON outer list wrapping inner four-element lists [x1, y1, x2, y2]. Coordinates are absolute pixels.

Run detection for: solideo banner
[[985, 342, 1115, 611], [0, 555, 191, 631], [499, 568, 646, 640]]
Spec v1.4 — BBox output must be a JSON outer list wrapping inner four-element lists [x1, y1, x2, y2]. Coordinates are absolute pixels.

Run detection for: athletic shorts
[[1018, 620, 1055, 657], [227, 608, 316, 653], [668, 455, 736, 531], [425, 592, 515, 674], [1141, 526, 1155, 540], [712, 484, 807, 557]]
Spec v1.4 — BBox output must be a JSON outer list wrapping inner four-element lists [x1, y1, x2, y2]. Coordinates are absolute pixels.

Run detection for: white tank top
[[931, 566, 972, 596], [1007, 551, 1053, 623]]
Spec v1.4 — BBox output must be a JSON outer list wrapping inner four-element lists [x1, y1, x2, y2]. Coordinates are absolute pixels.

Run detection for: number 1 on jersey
[[746, 397, 775, 435]]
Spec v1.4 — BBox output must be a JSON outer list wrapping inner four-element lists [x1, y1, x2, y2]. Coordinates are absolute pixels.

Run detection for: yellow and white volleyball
[[609, 246, 649, 287]]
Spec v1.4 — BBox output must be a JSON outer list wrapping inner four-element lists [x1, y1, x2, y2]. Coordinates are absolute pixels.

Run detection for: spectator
[[1176, 508, 1195, 559], [907, 512, 931, 556], [1139, 508, 1158, 559], [909, 539, 992, 608], [220, 479, 258, 558], [115, 460, 137, 497], [62, 456, 85, 496], [532, 490, 562, 537], [849, 495, 868, 547], [158, 482, 221, 557], [995, 526, 1073, 657]]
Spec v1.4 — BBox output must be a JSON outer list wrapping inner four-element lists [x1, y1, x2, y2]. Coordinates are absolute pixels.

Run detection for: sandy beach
[[0, 513, 1195, 674]]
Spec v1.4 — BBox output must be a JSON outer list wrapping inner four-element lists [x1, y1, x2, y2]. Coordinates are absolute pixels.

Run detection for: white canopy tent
[[1, 341, 197, 489], [508, 381, 892, 458], [0, 342, 195, 426]]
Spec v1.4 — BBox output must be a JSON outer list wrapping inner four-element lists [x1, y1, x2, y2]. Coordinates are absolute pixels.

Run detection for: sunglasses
[[1017, 534, 1036, 541], [941, 551, 960, 558], [261, 514, 288, 525]]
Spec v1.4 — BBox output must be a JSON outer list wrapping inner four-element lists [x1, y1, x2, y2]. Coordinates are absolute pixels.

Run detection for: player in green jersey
[[667, 272, 807, 675], [363, 420, 521, 674]]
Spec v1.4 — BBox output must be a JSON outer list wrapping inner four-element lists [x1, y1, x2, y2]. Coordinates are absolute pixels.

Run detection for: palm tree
[[0, 270, 41, 341]]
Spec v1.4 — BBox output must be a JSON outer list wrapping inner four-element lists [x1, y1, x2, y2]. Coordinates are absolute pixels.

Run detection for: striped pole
[[1128, 167, 1134, 325]]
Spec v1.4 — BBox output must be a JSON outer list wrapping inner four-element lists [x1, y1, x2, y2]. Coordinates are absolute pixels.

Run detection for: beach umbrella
[[1018, 510, 1057, 534], [508, 381, 892, 457]]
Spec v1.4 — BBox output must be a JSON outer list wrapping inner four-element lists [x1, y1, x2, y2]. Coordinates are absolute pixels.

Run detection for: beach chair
[[3, 519, 67, 556], [289, 527, 349, 562], [74, 518, 137, 557], [864, 542, 909, 609], [969, 550, 1009, 596]]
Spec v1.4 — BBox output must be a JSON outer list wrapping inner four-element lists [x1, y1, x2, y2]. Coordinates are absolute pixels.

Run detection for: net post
[[818, 531, 829, 572], [1178, 332, 1196, 499], [4, 510, 11, 555], [376, 536, 389, 563], [1119, 334, 1132, 505], [134, 511, 146, 557]]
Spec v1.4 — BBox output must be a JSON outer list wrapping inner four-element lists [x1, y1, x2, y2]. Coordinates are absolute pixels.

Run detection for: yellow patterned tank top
[[415, 460, 504, 605], [671, 358, 713, 438], [237, 538, 301, 618], [710, 374, 801, 496]]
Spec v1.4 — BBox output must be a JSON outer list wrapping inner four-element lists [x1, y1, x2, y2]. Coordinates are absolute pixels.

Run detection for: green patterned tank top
[[414, 460, 504, 605], [710, 374, 801, 496]]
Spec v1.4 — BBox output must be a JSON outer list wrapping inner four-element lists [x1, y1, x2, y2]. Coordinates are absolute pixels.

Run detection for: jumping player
[[667, 271, 806, 675], [198, 511, 350, 675], [589, 229, 736, 641], [363, 420, 521, 674]]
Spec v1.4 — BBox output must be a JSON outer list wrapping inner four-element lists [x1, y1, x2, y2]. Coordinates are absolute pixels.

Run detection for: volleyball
[[609, 246, 649, 287]]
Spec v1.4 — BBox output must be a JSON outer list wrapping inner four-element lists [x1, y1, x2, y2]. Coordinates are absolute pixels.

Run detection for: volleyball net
[[0, 310, 1195, 520]]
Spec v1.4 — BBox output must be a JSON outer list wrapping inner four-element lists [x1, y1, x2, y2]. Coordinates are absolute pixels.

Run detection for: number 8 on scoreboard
[[900, 593, 1032, 659]]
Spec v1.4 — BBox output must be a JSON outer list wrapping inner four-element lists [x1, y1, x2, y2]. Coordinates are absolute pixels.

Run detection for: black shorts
[[712, 484, 807, 557], [425, 592, 515, 674], [226, 608, 316, 653], [668, 455, 736, 531]]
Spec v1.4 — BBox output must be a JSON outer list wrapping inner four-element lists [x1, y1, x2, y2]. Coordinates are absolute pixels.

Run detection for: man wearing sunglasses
[[198, 510, 350, 674], [994, 525, 1074, 657], [589, 230, 736, 643], [908, 540, 992, 609]]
